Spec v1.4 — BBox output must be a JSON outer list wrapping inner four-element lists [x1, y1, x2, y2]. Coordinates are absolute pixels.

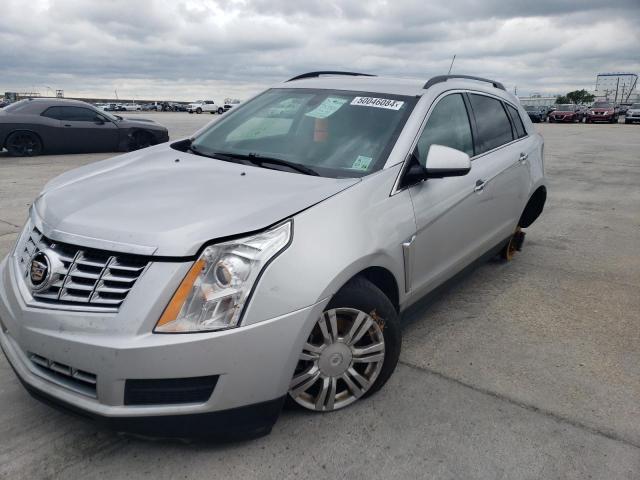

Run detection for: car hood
[[34, 145, 359, 257], [117, 117, 164, 129]]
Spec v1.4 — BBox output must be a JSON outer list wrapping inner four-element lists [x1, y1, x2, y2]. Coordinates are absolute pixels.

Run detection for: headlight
[[589, 110, 595, 115], [155, 221, 292, 333]]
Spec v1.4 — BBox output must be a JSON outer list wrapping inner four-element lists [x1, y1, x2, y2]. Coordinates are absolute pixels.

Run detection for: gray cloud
[[0, 0, 638, 100]]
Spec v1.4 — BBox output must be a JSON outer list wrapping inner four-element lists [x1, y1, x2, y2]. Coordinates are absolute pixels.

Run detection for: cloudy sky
[[1, 0, 638, 101]]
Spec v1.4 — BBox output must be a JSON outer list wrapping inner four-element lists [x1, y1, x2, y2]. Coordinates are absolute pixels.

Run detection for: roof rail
[[287, 71, 376, 82], [424, 75, 505, 91]]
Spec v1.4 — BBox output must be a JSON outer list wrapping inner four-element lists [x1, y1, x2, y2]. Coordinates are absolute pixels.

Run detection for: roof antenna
[[447, 54, 456, 75]]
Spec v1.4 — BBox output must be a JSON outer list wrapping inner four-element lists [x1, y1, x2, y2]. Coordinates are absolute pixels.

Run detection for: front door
[[54, 106, 119, 152], [406, 92, 487, 298]]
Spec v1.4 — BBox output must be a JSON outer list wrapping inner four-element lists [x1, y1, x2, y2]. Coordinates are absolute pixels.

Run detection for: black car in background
[[524, 105, 547, 123], [0, 98, 169, 156]]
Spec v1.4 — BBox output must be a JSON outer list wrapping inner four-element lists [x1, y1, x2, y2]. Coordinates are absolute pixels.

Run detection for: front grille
[[29, 352, 97, 397], [17, 226, 149, 311], [124, 376, 219, 405]]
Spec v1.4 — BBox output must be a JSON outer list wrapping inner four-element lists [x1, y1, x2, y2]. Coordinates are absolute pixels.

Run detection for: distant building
[[517, 95, 558, 107], [594, 73, 637, 103]]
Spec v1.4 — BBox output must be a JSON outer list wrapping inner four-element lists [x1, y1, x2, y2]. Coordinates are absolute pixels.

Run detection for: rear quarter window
[[506, 104, 527, 139]]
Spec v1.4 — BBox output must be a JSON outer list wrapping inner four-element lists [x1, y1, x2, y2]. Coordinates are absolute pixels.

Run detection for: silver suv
[[0, 72, 546, 439]]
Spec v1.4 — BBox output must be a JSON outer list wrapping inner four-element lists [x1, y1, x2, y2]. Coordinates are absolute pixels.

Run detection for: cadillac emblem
[[29, 251, 51, 291]]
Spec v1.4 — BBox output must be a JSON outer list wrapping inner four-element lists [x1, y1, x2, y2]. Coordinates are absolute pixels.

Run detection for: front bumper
[[550, 114, 577, 122], [586, 114, 613, 122], [0, 255, 327, 438]]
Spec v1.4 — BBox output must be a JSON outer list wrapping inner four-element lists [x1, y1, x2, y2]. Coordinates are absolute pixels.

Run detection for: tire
[[196, 107, 202, 114], [217, 107, 224, 114], [129, 131, 152, 151], [5, 131, 43, 157], [288, 277, 401, 412]]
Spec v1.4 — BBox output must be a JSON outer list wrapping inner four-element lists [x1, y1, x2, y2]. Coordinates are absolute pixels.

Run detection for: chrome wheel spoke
[[299, 342, 322, 361], [315, 376, 337, 411], [317, 315, 332, 344], [343, 310, 367, 344], [349, 317, 374, 346], [352, 351, 385, 364], [289, 367, 321, 397], [326, 309, 339, 342], [342, 367, 370, 398]]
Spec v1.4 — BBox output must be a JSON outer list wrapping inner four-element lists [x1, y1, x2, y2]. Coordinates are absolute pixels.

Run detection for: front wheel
[[196, 107, 202, 114], [288, 277, 401, 412], [6, 131, 43, 156]]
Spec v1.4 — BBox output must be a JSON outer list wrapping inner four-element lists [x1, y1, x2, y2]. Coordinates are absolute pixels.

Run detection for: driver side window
[[416, 94, 474, 165]]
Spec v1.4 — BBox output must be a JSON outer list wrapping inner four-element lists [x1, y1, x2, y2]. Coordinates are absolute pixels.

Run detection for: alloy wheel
[[7, 133, 40, 156], [289, 307, 385, 412]]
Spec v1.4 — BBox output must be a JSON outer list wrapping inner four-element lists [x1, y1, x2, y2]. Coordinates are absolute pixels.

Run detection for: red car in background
[[586, 102, 620, 123], [549, 104, 584, 123]]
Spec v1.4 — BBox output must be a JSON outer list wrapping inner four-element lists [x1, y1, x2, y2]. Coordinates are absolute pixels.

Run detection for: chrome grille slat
[[18, 226, 149, 311]]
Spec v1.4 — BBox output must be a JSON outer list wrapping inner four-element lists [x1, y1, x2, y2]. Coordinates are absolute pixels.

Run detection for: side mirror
[[401, 153, 427, 187], [424, 144, 471, 178]]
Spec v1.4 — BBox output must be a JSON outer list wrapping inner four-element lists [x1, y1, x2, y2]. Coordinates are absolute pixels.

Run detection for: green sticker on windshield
[[352, 155, 372, 171], [305, 97, 348, 119]]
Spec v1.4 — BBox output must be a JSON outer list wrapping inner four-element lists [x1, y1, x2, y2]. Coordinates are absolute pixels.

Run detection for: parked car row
[[523, 101, 637, 124]]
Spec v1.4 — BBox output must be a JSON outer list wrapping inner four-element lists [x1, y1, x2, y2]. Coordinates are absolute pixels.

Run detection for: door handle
[[519, 152, 528, 162], [474, 179, 486, 192], [63, 124, 72, 127]]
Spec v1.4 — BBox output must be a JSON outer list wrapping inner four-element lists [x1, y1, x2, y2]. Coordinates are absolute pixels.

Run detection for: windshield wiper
[[211, 151, 319, 176]]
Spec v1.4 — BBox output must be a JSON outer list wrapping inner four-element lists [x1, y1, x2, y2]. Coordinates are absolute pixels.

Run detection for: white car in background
[[121, 103, 142, 111], [187, 100, 224, 114]]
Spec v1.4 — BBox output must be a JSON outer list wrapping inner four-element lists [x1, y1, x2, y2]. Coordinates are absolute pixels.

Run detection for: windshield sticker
[[351, 97, 404, 110], [351, 155, 373, 171], [305, 97, 348, 119]]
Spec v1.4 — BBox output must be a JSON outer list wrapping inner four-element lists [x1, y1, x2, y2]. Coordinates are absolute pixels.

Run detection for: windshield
[[191, 88, 416, 178], [556, 104, 575, 111], [101, 110, 119, 121], [593, 102, 612, 108]]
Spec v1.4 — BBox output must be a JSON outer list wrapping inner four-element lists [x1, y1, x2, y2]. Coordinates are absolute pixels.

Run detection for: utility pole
[[614, 77, 620, 104], [447, 54, 456, 75]]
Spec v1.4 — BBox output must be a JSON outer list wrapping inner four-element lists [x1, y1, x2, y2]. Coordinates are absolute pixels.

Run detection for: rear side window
[[506, 104, 526, 138], [416, 93, 474, 164], [468, 94, 514, 154], [42, 106, 100, 122]]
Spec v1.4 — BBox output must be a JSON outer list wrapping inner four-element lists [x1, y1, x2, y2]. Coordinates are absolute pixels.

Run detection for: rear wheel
[[217, 107, 224, 114], [5, 131, 43, 157], [288, 277, 401, 412]]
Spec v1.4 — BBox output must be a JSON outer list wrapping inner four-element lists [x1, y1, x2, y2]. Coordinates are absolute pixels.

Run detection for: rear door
[[466, 93, 532, 244], [43, 106, 119, 153]]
